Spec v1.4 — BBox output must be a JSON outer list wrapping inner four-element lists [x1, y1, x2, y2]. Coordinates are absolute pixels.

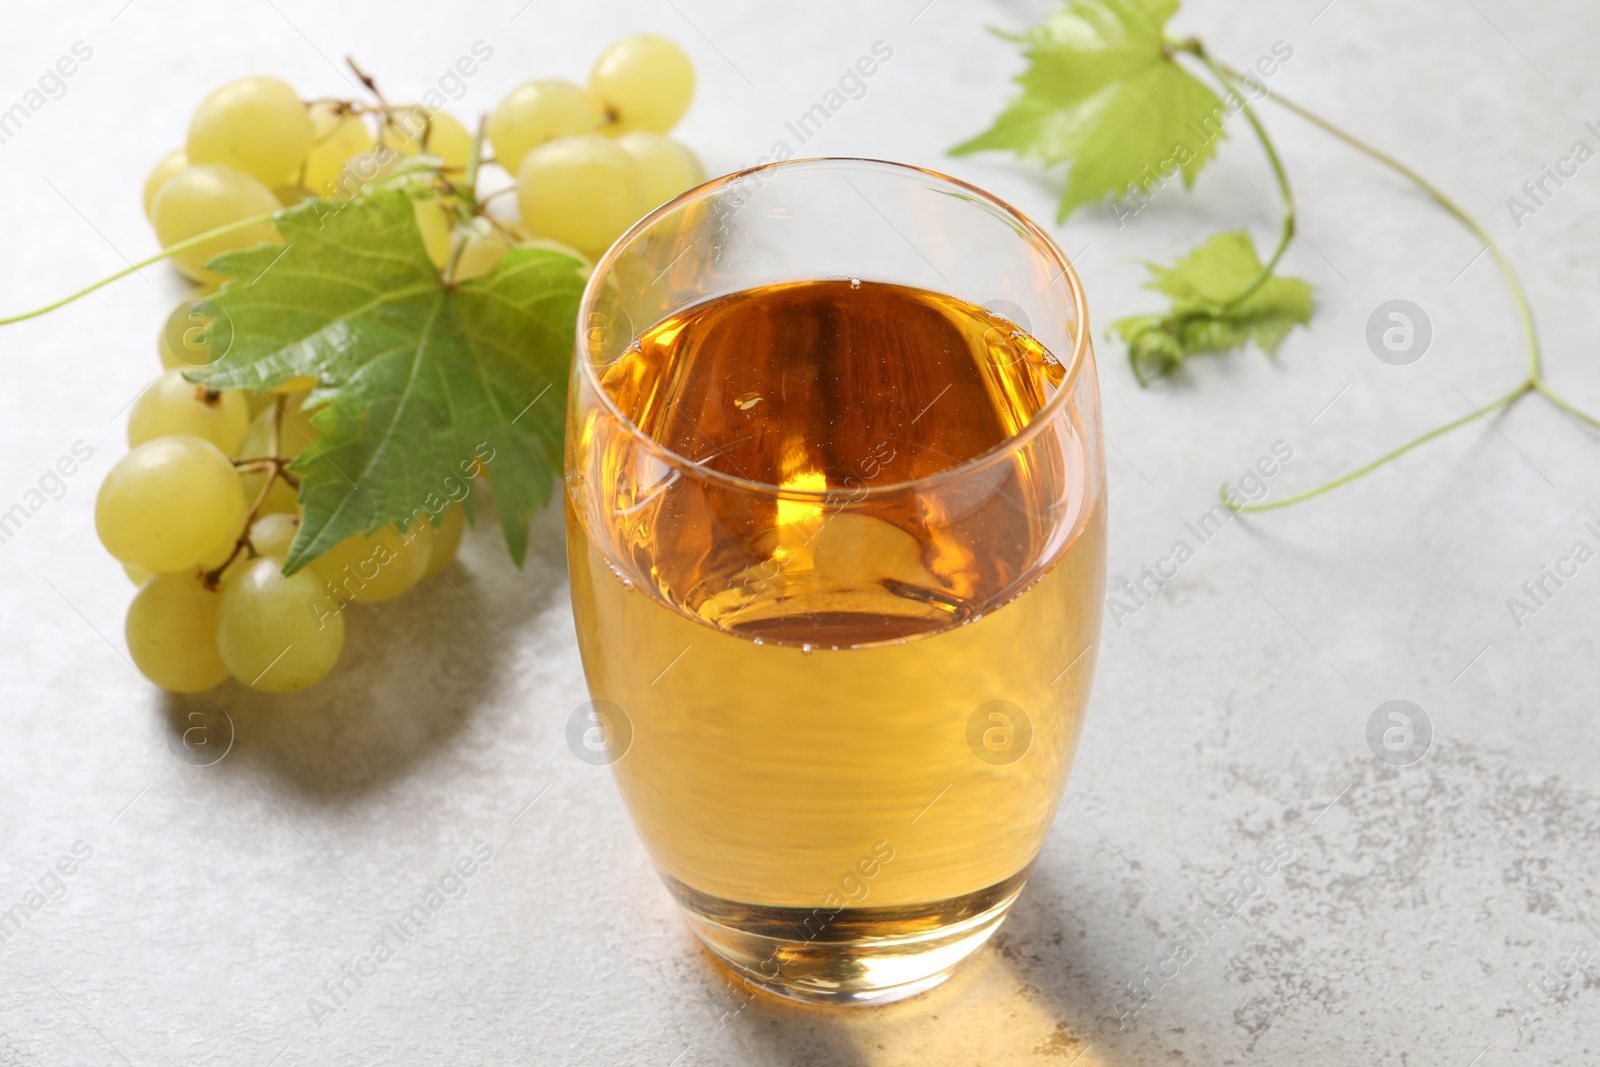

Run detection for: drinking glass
[[565, 158, 1105, 1004]]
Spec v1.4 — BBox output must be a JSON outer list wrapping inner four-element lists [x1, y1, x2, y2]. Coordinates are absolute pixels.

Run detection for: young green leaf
[[951, 0, 1228, 221], [1114, 230, 1312, 383], [194, 186, 586, 572]]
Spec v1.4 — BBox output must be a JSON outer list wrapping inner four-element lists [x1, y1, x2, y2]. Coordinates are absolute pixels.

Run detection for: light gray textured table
[[2, 0, 1597, 1063]]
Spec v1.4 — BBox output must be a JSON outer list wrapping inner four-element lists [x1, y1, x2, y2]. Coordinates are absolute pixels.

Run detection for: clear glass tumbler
[[565, 158, 1105, 1004]]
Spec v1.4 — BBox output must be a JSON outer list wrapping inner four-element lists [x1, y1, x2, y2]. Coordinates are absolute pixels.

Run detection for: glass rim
[[576, 156, 1092, 502]]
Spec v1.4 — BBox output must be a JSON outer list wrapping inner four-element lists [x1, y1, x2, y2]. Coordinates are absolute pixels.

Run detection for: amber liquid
[[567, 280, 1104, 986]]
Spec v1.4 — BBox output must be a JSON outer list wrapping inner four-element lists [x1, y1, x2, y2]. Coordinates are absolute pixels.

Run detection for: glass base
[[665, 869, 1029, 1005]]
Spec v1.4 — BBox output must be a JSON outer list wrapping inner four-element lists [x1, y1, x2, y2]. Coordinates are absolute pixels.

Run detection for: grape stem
[[231, 456, 300, 489], [1222, 381, 1534, 513], [345, 56, 439, 157], [206, 407, 292, 588], [0, 57, 494, 326], [1188, 53, 1600, 512], [1173, 41, 1295, 309], [283, 82, 446, 201], [0, 211, 281, 326], [1124, 40, 1296, 386], [442, 229, 470, 285], [447, 120, 535, 282], [466, 115, 486, 198], [437, 120, 486, 286], [344, 57, 388, 107], [300, 96, 430, 127]]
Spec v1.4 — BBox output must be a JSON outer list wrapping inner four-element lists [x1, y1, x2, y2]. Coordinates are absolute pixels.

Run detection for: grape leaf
[[951, 0, 1228, 221], [1113, 230, 1313, 383], [195, 186, 586, 573]]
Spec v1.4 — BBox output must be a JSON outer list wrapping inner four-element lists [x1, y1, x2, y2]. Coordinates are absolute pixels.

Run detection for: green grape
[[124, 563, 152, 586], [449, 217, 512, 281], [514, 235, 588, 264], [380, 107, 430, 157], [143, 148, 187, 220], [414, 199, 454, 269], [589, 35, 695, 134], [158, 329, 183, 370], [516, 135, 645, 256], [313, 520, 433, 603], [200, 519, 244, 574], [96, 435, 247, 574], [216, 556, 345, 693], [267, 394, 321, 458], [125, 571, 231, 693], [486, 81, 598, 174], [237, 396, 318, 515], [425, 113, 474, 171], [340, 148, 398, 190], [384, 109, 473, 171], [160, 297, 233, 369], [303, 101, 374, 198], [421, 504, 465, 579], [211, 510, 293, 587], [128, 369, 249, 455], [187, 76, 313, 186], [340, 145, 444, 191], [249, 512, 300, 559], [151, 165, 281, 283], [616, 131, 706, 207], [268, 376, 317, 394]]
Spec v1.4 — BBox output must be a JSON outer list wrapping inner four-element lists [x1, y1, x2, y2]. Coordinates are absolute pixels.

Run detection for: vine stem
[[1197, 56, 1600, 513], [0, 211, 280, 327], [1535, 380, 1600, 432], [439, 116, 490, 286], [1124, 39, 1296, 386], [1177, 41, 1295, 309], [1224, 380, 1533, 512], [1215, 60, 1542, 380]]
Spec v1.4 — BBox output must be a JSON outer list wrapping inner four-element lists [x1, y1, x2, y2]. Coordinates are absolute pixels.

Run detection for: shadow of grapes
[[158, 503, 572, 801]]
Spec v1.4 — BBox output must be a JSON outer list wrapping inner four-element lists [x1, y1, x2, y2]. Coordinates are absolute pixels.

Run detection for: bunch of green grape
[[484, 33, 702, 258], [110, 34, 702, 696], [143, 33, 702, 284], [100, 374, 467, 695]]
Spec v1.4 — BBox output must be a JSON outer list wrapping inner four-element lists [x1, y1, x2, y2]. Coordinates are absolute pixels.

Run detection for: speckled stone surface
[[2, 0, 1597, 1063]]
